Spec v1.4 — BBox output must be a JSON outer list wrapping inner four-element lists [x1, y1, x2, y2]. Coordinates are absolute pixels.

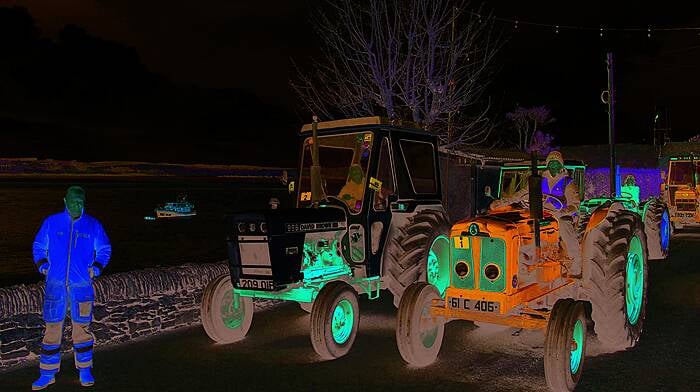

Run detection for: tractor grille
[[676, 202, 696, 212]]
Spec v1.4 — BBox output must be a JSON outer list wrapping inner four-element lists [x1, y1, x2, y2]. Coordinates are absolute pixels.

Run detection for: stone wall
[[0, 262, 271, 371]]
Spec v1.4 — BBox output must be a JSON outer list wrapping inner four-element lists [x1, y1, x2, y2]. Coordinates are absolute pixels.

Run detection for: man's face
[[547, 160, 564, 177], [64, 192, 85, 218]]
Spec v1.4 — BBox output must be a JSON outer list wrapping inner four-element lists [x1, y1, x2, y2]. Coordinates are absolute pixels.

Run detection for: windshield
[[668, 161, 695, 186], [298, 132, 373, 213], [499, 166, 579, 199]]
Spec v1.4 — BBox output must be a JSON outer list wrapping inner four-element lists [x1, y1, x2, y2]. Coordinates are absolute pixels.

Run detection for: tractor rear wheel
[[584, 206, 648, 351], [544, 299, 587, 392], [396, 282, 445, 367], [642, 199, 670, 260], [309, 281, 359, 359], [384, 209, 451, 307], [201, 274, 254, 343]]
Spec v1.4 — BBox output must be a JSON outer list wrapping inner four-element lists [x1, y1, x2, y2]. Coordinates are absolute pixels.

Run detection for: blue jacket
[[33, 209, 111, 288]]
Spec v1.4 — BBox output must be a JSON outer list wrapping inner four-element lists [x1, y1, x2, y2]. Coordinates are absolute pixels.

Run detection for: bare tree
[[505, 105, 555, 152], [292, 0, 500, 149]]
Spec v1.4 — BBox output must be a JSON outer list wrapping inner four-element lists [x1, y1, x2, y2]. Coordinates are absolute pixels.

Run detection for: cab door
[[366, 136, 396, 277]]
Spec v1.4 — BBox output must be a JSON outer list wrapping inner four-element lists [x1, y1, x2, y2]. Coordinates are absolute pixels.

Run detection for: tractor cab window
[[298, 132, 373, 213], [399, 140, 436, 194], [373, 138, 396, 211], [668, 161, 695, 186], [500, 170, 529, 199]]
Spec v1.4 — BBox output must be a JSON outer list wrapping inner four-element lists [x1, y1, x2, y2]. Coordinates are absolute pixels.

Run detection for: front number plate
[[237, 278, 274, 290], [448, 297, 500, 313]]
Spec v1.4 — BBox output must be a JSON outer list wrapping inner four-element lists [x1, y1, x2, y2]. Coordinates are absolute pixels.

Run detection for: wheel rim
[[331, 299, 354, 344], [427, 235, 450, 297], [221, 290, 245, 329], [660, 210, 670, 253], [570, 319, 584, 374], [625, 236, 644, 325], [419, 297, 438, 348]]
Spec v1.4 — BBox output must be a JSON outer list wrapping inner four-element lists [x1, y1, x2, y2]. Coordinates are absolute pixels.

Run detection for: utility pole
[[605, 52, 617, 197]]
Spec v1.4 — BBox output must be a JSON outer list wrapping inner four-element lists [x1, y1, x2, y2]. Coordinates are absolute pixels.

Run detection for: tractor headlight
[[484, 263, 500, 281], [455, 261, 470, 278], [259, 222, 268, 233]]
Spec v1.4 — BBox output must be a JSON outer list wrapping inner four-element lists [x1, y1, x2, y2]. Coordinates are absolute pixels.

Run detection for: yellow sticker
[[369, 177, 382, 192], [288, 181, 295, 192], [364, 133, 372, 142], [454, 236, 470, 249], [300, 191, 312, 201]]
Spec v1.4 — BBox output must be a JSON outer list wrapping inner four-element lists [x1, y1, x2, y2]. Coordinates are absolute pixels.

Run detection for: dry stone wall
[[0, 262, 274, 371]]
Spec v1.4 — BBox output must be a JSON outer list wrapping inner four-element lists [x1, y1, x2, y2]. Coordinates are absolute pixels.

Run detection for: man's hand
[[39, 264, 49, 276], [90, 265, 102, 278]]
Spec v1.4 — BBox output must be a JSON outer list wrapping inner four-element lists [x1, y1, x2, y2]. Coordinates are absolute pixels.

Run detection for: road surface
[[3, 235, 700, 391]]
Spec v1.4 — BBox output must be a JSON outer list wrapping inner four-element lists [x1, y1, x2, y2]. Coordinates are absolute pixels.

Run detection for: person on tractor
[[491, 151, 582, 276], [338, 164, 365, 211]]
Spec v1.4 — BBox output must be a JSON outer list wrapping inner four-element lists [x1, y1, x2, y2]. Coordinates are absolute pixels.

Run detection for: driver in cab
[[490, 151, 582, 277], [338, 164, 365, 211]]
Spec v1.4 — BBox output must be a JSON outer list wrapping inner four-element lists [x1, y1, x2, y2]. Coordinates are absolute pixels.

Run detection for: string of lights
[[471, 12, 700, 37]]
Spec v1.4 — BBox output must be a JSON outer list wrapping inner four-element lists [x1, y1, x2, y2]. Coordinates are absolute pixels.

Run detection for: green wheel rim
[[221, 290, 245, 329], [331, 299, 354, 344], [420, 298, 438, 348], [570, 319, 584, 373], [625, 236, 644, 325], [427, 235, 450, 297]]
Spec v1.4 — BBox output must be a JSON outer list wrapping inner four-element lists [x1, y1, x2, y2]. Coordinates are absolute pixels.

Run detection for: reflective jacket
[[542, 175, 573, 210], [33, 209, 111, 288]]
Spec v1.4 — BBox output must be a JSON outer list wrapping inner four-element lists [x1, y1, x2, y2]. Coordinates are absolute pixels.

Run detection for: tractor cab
[[495, 159, 585, 204]]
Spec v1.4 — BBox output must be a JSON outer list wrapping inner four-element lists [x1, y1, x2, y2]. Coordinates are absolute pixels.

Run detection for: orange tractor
[[396, 158, 649, 391]]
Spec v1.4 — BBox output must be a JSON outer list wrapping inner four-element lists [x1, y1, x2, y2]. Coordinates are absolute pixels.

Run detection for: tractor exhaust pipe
[[528, 153, 543, 249], [310, 115, 326, 207]]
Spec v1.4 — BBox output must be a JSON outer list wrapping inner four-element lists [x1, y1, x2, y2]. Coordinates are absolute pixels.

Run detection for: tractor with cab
[[201, 117, 453, 359]]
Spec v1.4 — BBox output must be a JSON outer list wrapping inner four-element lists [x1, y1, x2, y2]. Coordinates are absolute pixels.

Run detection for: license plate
[[236, 278, 274, 290], [448, 297, 500, 313]]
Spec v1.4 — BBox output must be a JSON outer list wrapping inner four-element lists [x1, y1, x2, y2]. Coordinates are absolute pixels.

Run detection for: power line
[[472, 12, 700, 36]]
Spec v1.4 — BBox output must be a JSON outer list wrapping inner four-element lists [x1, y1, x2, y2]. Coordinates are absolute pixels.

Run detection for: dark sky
[[5, 0, 700, 162]]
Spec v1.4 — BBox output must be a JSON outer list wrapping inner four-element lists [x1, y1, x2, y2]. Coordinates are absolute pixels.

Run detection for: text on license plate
[[448, 297, 500, 313], [237, 278, 274, 290]]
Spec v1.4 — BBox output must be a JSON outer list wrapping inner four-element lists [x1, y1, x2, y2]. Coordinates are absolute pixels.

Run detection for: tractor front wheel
[[396, 282, 445, 367], [544, 299, 587, 392], [309, 281, 359, 359], [201, 275, 254, 343], [643, 200, 670, 260]]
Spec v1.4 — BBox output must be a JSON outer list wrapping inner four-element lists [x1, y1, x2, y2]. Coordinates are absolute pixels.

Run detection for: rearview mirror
[[484, 185, 492, 198]]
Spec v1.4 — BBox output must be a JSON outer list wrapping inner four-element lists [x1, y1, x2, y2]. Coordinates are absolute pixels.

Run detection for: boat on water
[[146, 194, 197, 220]]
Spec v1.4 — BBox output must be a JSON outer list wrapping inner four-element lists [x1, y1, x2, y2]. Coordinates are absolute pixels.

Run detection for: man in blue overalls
[[31, 186, 111, 390], [491, 151, 581, 276]]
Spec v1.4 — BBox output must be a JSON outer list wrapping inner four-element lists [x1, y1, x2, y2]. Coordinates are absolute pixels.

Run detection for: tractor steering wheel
[[542, 194, 566, 212]]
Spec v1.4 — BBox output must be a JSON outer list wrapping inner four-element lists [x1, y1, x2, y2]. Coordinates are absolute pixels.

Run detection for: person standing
[[31, 186, 111, 390]]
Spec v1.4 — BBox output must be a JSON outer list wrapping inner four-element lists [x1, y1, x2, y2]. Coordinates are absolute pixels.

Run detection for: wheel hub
[[221, 290, 245, 329], [331, 299, 354, 344], [625, 236, 644, 325]]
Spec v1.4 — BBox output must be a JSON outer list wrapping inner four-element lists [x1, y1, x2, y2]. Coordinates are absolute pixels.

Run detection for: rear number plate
[[237, 278, 274, 290], [448, 297, 500, 313]]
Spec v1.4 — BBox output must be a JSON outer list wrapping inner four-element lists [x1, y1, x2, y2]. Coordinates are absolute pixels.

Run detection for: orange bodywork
[[433, 207, 578, 330]]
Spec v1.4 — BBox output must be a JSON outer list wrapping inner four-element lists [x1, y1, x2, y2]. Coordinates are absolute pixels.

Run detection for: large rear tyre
[[544, 299, 587, 392], [201, 275, 254, 343], [584, 206, 648, 351], [642, 199, 670, 260], [310, 281, 359, 359], [384, 209, 451, 307], [396, 282, 445, 367]]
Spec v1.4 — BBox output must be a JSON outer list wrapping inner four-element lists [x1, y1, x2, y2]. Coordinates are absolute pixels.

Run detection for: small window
[[373, 138, 396, 211], [400, 140, 436, 194]]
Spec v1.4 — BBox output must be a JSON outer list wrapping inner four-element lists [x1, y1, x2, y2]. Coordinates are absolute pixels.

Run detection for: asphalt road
[[3, 235, 700, 392]]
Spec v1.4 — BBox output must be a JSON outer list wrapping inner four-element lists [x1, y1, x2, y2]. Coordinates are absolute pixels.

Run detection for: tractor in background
[[397, 156, 655, 391], [662, 154, 700, 231]]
